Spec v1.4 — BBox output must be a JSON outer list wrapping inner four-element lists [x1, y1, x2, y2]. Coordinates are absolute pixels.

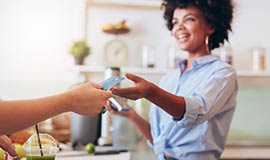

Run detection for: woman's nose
[[174, 21, 185, 30]]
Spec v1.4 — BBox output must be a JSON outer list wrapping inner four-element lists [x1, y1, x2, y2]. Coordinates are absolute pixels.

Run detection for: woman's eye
[[185, 17, 195, 22], [172, 21, 178, 26]]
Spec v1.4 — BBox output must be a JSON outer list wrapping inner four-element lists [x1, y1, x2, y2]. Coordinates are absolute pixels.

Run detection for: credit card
[[100, 76, 124, 114], [100, 76, 125, 91], [109, 97, 129, 112]]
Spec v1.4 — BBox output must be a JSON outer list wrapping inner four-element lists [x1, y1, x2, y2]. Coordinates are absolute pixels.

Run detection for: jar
[[219, 47, 233, 65], [252, 47, 265, 72], [105, 67, 120, 78], [142, 45, 155, 68]]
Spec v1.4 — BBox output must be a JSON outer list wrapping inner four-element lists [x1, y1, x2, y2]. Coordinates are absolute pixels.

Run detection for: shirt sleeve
[[174, 67, 237, 128], [146, 139, 154, 149]]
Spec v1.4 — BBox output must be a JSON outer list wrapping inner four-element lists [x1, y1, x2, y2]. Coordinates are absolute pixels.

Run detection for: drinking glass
[[24, 134, 58, 160]]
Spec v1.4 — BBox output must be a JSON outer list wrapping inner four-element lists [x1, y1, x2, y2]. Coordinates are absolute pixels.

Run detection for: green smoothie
[[26, 155, 56, 160]]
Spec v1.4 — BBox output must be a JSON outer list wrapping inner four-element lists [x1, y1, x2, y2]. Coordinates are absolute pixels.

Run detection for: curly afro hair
[[161, 0, 234, 50]]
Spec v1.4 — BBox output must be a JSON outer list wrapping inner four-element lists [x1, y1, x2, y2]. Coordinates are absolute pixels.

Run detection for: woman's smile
[[176, 33, 190, 43]]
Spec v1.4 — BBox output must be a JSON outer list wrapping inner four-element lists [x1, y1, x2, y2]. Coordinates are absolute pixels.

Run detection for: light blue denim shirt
[[147, 55, 238, 160]]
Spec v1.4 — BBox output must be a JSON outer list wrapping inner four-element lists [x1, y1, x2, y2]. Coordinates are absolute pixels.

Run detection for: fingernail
[[4, 152, 8, 160], [101, 107, 106, 114]]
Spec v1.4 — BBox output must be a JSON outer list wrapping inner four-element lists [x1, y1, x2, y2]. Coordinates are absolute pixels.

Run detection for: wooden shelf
[[72, 66, 168, 75], [237, 71, 270, 77], [72, 66, 270, 77]]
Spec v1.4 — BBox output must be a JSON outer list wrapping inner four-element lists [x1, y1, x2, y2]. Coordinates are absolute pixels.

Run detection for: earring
[[205, 36, 210, 53]]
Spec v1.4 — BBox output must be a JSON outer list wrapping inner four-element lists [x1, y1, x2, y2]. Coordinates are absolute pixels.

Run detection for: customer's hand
[[68, 82, 112, 116], [111, 73, 155, 100], [0, 135, 18, 159], [105, 101, 136, 119]]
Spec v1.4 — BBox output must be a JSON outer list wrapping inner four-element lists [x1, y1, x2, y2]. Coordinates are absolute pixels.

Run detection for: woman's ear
[[207, 25, 215, 35]]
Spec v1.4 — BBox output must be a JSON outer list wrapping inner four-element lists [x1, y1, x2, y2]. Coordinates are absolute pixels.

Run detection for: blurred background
[[0, 0, 270, 159]]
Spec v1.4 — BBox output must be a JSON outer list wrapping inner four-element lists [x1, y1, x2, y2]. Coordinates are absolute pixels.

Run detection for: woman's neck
[[186, 49, 211, 69]]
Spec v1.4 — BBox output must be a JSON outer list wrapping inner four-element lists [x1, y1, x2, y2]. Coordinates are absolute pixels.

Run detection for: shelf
[[72, 66, 169, 75], [237, 71, 270, 77], [72, 66, 270, 77]]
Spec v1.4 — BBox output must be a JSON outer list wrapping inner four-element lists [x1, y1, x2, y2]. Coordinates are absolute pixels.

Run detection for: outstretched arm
[[112, 73, 186, 119], [0, 82, 112, 135]]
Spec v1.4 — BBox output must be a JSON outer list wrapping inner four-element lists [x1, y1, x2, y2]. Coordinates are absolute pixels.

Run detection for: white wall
[[0, 0, 87, 99], [85, 5, 173, 68], [85, 0, 270, 71], [228, 0, 270, 71], [1, 0, 270, 99]]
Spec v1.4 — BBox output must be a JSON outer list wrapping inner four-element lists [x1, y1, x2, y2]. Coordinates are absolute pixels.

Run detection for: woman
[[108, 0, 238, 159]]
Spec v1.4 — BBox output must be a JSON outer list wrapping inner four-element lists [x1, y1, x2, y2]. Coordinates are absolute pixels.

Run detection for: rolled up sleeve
[[172, 67, 237, 128]]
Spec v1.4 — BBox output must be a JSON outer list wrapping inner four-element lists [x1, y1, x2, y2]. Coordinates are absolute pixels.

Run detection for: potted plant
[[69, 40, 90, 65]]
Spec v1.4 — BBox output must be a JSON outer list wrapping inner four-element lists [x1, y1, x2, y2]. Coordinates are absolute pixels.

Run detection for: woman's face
[[171, 7, 214, 54]]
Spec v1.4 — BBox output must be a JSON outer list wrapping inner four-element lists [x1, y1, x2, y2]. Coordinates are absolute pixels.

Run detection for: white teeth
[[178, 34, 187, 39]]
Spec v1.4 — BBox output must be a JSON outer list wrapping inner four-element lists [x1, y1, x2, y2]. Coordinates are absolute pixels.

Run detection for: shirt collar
[[178, 55, 218, 72], [178, 59, 187, 73], [192, 55, 218, 67]]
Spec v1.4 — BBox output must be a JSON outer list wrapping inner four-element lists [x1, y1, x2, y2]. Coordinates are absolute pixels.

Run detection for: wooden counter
[[221, 146, 270, 159], [56, 145, 270, 160], [56, 150, 131, 160]]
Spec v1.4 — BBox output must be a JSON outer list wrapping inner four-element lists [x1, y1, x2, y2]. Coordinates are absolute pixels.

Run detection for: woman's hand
[[68, 82, 112, 116], [0, 135, 18, 159], [111, 73, 155, 100], [105, 101, 136, 119]]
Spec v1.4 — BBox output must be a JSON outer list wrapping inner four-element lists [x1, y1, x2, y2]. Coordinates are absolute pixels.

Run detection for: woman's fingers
[[125, 73, 143, 83], [88, 82, 103, 89], [112, 87, 136, 95]]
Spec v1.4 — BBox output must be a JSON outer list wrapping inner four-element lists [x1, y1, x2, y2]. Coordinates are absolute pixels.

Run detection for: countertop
[[56, 143, 270, 160], [56, 150, 131, 160], [56, 141, 156, 160], [221, 146, 270, 160]]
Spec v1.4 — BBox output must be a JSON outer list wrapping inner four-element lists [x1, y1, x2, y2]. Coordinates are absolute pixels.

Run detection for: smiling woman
[[171, 7, 215, 54], [108, 0, 237, 160]]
